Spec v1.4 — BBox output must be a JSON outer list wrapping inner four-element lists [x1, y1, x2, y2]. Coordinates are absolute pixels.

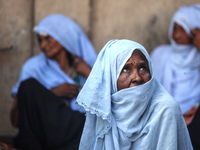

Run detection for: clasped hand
[[51, 55, 92, 99]]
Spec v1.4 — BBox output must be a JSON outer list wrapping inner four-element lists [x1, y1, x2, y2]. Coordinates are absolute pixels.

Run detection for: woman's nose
[[131, 70, 142, 83], [173, 30, 181, 39]]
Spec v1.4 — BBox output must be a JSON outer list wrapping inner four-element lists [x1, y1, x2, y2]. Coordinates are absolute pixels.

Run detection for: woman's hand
[[191, 28, 200, 52], [51, 83, 80, 99], [73, 55, 92, 78], [183, 107, 197, 125]]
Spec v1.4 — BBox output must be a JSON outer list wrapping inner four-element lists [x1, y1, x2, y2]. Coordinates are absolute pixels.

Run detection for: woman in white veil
[[77, 39, 192, 150]]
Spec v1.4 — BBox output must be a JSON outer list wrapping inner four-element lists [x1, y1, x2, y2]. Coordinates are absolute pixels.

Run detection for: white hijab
[[77, 39, 192, 150], [152, 4, 200, 114], [11, 14, 97, 112]]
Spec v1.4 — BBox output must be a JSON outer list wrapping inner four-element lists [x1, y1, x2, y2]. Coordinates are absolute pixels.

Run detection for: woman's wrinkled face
[[172, 23, 192, 45], [117, 50, 151, 91], [38, 34, 65, 59]]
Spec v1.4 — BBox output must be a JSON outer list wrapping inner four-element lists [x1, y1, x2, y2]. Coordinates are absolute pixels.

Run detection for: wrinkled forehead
[[130, 49, 149, 63], [106, 40, 153, 80], [116, 48, 152, 77]]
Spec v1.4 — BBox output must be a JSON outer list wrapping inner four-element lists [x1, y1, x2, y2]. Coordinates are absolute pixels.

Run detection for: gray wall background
[[0, 0, 199, 137]]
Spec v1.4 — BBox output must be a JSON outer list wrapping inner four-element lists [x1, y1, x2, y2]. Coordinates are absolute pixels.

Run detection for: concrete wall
[[0, 0, 199, 137], [0, 0, 34, 136], [90, 0, 199, 53]]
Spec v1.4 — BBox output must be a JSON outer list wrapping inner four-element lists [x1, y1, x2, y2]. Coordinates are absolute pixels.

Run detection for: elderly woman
[[10, 14, 97, 150], [76, 39, 193, 150], [151, 4, 200, 149]]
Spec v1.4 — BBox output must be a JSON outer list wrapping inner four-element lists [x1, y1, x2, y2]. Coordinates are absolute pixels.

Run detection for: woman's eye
[[122, 68, 129, 72], [139, 67, 146, 72], [45, 36, 51, 41]]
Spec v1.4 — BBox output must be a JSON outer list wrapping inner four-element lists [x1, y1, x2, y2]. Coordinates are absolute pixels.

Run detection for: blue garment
[[77, 39, 193, 149], [12, 14, 97, 112]]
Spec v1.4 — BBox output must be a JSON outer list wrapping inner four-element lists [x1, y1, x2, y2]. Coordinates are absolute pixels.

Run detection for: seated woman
[[151, 4, 200, 149], [10, 14, 97, 150], [76, 39, 193, 150]]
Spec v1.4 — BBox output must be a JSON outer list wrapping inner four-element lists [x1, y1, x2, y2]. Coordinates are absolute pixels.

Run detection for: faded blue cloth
[[151, 4, 200, 114], [12, 14, 97, 112], [77, 39, 193, 149]]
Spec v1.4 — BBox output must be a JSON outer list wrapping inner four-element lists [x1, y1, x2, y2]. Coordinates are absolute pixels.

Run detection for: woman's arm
[[73, 55, 92, 78], [10, 97, 18, 128], [52, 55, 92, 98], [51, 83, 80, 99], [183, 106, 198, 125]]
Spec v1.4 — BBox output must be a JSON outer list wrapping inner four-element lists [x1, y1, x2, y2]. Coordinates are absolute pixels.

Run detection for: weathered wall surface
[[0, 0, 34, 136], [0, 0, 199, 137], [90, 0, 199, 53]]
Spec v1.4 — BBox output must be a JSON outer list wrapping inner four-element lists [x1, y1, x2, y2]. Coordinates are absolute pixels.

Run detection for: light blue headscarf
[[11, 14, 97, 112], [77, 39, 193, 149]]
